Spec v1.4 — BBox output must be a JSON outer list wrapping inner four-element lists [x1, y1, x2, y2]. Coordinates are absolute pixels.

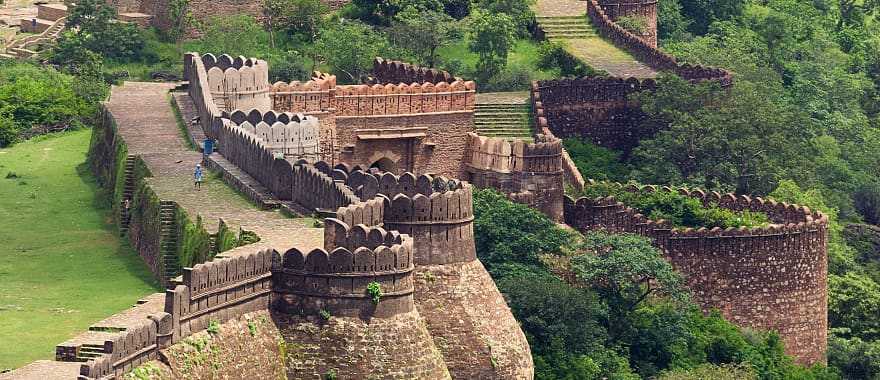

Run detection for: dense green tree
[[474, 0, 534, 36], [388, 7, 461, 67], [829, 273, 880, 340], [62, 0, 144, 61], [828, 334, 880, 380], [316, 21, 391, 83], [631, 75, 808, 195], [262, 0, 327, 50], [472, 189, 575, 273], [468, 11, 517, 83], [192, 15, 271, 58]]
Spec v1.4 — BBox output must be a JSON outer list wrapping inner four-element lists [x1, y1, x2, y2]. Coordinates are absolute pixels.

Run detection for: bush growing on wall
[[581, 183, 770, 228]]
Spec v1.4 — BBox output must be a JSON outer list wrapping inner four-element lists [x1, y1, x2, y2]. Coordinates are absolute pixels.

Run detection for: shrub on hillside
[[581, 183, 770, 228], [563, 138, 631, 181], [0, 62, 100, 147], [482, 64, 532, 91], [537, 41, 601, 78]]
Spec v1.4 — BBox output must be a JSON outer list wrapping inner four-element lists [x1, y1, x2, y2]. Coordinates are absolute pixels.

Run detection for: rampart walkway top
[[105, 82, 322, 253], [534, 0, 657, 78]]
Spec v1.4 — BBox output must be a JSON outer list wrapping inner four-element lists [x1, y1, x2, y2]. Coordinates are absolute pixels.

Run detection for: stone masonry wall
[[413, 260, 534, 379], [277, 310, 451, 379], [465, 133, 565, 221], [598, 0, 658, 47], [564, 183, 829, 365], [372, 57, 461, 84], [334, 111, 474, 178], [534, 76, 657, 152]]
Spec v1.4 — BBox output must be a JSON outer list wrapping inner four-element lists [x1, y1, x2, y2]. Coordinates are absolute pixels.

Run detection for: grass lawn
[[0, 130, 160, 370], [436, 37, 561, 83]]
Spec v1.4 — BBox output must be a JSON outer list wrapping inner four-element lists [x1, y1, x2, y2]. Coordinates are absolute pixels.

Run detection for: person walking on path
[[194, 163, 203, 190]]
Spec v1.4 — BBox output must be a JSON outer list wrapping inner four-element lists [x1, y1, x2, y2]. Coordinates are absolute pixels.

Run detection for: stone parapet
[[564, 182, 829, 365]]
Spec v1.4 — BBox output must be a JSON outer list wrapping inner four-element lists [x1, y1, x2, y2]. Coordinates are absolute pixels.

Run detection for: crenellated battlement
[[564, 181, 829, 364], [201, 54, 272, 112], [273, 219, 415, 318], [270, 78, 477, 116], [465, 133, 565, 221], [219, 109, 320, 159], [371, 57, 461, 84]]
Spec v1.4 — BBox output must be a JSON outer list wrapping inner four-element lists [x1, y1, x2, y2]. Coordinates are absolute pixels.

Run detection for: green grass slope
[[0, 130, 159, 370]]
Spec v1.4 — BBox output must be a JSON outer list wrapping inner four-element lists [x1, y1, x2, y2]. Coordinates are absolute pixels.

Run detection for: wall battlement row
[[206, 61, 271, 112], [270, 78, 477, 116], [597, 0, 658, 47], [465, 133, 565, 221], [466, 133, 563, 174], [218, 112, 319, 159], [372, 57, 460, 84], [564, 182, 829, 365], [274, 219, 415, 318], [586, 0, 733, 85]]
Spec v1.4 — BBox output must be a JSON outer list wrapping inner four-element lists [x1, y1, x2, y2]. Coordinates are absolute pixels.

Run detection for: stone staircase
[[535, 15, 597, 40], [159, 200, 180, 283], [474, 103, 534, 139], [2, 6, 67, 59], [119, 155, 136, 235]]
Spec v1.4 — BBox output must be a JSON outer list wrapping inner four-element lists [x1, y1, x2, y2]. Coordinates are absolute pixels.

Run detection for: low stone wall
[[564, 183, 829, 365]]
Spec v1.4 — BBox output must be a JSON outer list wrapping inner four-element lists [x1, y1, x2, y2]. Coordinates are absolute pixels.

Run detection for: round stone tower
[[272, 219, 451, 379], [599, 0, 659, 47], [378, 174, 535, 379]]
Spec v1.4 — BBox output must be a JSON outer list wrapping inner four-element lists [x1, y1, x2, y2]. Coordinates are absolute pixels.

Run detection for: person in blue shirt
[[194, 164, 203, 190]]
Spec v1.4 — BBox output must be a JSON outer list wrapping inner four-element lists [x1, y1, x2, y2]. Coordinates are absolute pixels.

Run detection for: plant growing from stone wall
[[177, 211, 212, 268], [215, 219, 238, 253], [366, 282, 382, 304]]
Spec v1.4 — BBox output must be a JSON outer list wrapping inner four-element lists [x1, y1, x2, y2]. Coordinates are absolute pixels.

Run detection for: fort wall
[[371, 57, 461, 84], [273, 219, 415, 318], [532, 77, 657, 152], [564, 183, 829, 365], [465, 133, 565, 221], [587, 0, 733, 84], [598, 0, 658, 47]]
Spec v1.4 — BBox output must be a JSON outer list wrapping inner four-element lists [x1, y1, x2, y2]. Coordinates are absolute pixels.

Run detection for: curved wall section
[[564, 184, 828, 365]]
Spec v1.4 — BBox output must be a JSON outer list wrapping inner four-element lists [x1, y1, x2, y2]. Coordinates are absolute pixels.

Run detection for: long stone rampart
[[564, 182, 828, 365], [290, 161, 360, 213], [597, 0, 658, 47], [532, 77, 657, 152], [586, 0, 732, 84]]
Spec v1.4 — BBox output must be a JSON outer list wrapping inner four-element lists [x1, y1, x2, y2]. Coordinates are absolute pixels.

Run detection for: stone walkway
[[106, 82, 323, 254], [533, 0, 657, 78]]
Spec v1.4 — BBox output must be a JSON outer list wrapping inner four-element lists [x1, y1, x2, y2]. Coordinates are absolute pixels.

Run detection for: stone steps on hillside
[[535, 15, 598, 39], [474, 103, 533, 139]]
